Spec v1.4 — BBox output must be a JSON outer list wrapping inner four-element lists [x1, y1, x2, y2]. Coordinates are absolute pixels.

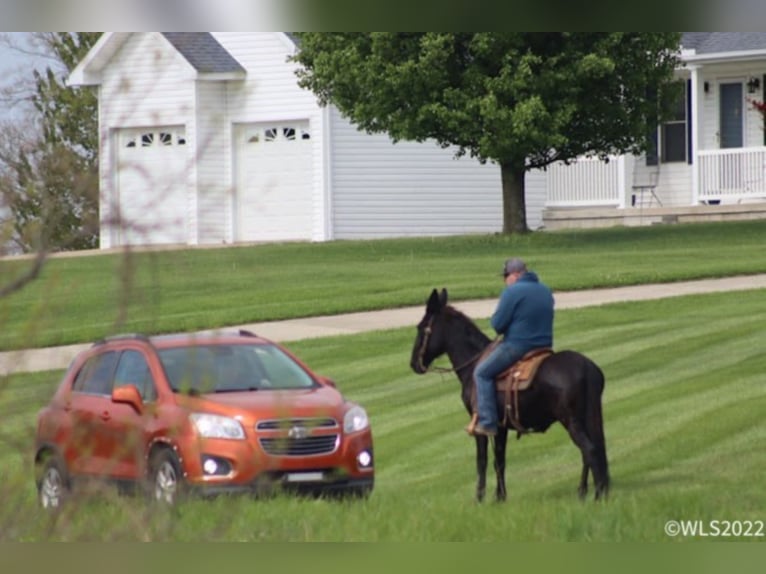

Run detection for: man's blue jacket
[[490, 271, 554, 352]]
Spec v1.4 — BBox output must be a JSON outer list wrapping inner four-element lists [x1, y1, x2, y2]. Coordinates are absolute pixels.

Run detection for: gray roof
[[161, 33, 245, 73], [681, 32, 766, 54]]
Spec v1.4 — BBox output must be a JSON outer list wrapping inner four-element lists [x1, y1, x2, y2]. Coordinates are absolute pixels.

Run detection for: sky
[[0, 33, 53, 121]]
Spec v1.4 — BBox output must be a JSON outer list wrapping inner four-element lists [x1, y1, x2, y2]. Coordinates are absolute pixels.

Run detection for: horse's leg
[[563, 417, 601, 500], [585, 396, 610, 500], [578, 455, 589, 500], [583, 361, 610, 499], [475, 435, 489, 502], [493, 427, 508, 502]]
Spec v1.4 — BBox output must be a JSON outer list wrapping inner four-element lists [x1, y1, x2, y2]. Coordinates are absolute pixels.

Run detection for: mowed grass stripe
[[5, 220, 766, 350]]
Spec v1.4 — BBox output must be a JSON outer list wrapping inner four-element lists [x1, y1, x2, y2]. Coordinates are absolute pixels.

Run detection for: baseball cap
[[501, 258, 527, 277]]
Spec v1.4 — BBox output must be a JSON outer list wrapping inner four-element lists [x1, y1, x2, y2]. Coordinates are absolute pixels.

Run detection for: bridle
[[416, 316, 482, 376]]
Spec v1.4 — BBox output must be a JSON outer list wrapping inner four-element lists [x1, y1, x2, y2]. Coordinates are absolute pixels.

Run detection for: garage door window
[[249, 125, 311, 144], [125, 129, 187, 149]]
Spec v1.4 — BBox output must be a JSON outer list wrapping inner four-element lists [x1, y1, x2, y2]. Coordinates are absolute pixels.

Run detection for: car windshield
[[158, 343, 318, 394]]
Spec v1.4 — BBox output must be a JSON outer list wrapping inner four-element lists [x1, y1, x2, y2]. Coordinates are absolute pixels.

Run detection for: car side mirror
[[112, 384, 144, 413], [317, 376, 337, 388]]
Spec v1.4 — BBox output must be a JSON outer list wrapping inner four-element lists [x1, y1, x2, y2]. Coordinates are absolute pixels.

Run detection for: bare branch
[[0, 249, 47, 298]]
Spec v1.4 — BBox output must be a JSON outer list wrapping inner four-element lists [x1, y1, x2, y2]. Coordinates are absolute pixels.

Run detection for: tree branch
[[0, 249, 47, 298]]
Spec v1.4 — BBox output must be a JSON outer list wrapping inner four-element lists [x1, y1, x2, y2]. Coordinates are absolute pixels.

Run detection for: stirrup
[[464, 413, 478, 435]]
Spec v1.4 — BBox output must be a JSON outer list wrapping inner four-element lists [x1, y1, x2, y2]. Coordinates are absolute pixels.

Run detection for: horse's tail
[[584, 358, 610, 491]]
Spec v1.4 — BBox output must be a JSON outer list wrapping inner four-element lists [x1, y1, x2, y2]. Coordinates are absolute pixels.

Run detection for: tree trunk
[[500, 161, 528, 234]]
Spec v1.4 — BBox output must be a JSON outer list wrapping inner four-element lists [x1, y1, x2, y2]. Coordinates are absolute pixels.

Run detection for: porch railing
[[545, 155, 625, 207], [697, 147, 766, 203], [544, 148, 766, 208]]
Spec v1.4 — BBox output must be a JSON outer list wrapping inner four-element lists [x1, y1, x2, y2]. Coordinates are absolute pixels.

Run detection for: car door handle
[[100, 411, 111, 421]]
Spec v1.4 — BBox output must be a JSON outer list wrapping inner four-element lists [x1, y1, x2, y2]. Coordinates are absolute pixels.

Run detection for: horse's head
[[410, 288, 450, 374]]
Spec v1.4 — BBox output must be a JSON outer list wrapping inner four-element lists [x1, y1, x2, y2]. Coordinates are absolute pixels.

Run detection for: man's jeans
[[474, 342, 524, 431]]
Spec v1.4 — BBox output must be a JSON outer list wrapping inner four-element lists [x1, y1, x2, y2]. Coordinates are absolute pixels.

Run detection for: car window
[[159, 346, 219, 393], [250, 345, 316, 390], [72, 351, 119, 395], [157, 344, 317, 393], [114, 350, 157, 402]]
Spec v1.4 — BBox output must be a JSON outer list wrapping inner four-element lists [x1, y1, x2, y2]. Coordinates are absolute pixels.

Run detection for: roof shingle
[[681, 32, 766, 54], [162, 32, 245, 74]]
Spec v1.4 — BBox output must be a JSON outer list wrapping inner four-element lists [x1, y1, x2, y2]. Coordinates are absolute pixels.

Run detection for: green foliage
[[2, 33, 100, 253], [33, 33, 100, 160], [292, 33, 681, 232]]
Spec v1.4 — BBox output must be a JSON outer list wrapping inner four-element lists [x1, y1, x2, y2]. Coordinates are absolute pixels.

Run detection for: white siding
[[655, 162, 692, 206], [700, 62, 766, 151], [195, 81, 231, 244], [94, 32, 546, 245], [98, 33, 196, 248], [328, 107, 505, 238], [524, 169, 547, 229], [215, 33, 328, 242]]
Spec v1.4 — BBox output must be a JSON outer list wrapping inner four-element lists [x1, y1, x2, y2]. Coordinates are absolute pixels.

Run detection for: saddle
[[469, 346, 553, 436]]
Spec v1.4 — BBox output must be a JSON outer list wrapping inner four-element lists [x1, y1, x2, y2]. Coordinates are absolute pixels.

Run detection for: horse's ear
[[439, 288, 448, 307], [426, 288, 440, 313]]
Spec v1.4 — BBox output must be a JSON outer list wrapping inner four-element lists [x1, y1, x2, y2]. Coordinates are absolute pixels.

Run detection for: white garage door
[[116, 126, 189, 245], [236, 121, 313, 242]]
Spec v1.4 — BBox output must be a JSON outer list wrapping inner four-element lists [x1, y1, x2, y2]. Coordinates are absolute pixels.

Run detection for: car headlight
[[190, 413, 245, 440], [343, 405, 369, 433]]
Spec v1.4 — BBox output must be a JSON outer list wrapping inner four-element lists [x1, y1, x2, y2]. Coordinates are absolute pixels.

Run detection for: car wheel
[[149, 449, 184, 505], [37, 455, 69, 509]]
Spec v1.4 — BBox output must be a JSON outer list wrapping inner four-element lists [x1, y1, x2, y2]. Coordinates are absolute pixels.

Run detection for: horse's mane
[[445, 305, 492, 350]]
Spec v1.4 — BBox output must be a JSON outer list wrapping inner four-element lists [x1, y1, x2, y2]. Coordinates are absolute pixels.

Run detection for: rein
[[417, 316, 485, 377]]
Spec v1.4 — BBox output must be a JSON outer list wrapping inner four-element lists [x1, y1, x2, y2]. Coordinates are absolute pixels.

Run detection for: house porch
[[542, 200, 766, 230]]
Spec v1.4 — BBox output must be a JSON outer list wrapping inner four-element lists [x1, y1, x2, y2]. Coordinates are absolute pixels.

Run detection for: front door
[[720, 82, 744, 148]]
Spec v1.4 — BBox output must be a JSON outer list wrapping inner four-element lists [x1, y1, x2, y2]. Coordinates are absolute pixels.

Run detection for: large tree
[[0, 32, 100, 253], [292, 33, 681, 233]]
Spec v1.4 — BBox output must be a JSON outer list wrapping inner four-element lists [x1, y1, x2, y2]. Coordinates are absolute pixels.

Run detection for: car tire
[[149, 448, 185, 506], [37, 455, 70, 510]]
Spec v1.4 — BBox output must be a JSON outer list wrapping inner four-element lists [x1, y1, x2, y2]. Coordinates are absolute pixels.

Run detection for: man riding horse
[[469, 258, 555, 437]]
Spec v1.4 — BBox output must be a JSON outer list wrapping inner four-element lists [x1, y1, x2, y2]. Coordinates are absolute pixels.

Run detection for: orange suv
[[34, 330, 374, 507]]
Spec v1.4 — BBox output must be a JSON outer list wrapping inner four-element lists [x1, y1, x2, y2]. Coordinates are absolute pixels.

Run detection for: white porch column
[[617, 155, 627, 208], [689, 65, 701, 205]]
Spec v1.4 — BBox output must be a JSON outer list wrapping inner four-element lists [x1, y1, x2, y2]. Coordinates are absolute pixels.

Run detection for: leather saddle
[[469, 346, 553, 435]]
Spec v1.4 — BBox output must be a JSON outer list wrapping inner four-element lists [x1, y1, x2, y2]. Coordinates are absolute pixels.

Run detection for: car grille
[[256, 417, 338, 431], [259, 435, 339, 456], [257, 417, 340, 456]]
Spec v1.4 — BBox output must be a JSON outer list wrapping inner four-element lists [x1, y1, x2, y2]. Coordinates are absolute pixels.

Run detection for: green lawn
[[1, 220, 766, 350], [2, 290, 764, 541]]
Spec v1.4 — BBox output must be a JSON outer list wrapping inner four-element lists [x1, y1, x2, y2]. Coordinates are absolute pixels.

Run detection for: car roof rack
[[92, 333, 151, 347], [238, 329, 258, 337]]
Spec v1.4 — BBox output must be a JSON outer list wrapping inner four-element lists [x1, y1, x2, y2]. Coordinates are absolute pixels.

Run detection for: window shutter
[[646, 85, 659, 166], [646, 128, 659, 166]]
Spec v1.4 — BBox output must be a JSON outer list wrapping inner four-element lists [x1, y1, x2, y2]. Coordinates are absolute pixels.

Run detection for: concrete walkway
[[3, 274, 766, 375]]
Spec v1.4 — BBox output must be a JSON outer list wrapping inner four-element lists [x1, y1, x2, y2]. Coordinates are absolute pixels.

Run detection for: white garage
[[69, 33, 541, 249], [235, 121, 313, 242]]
